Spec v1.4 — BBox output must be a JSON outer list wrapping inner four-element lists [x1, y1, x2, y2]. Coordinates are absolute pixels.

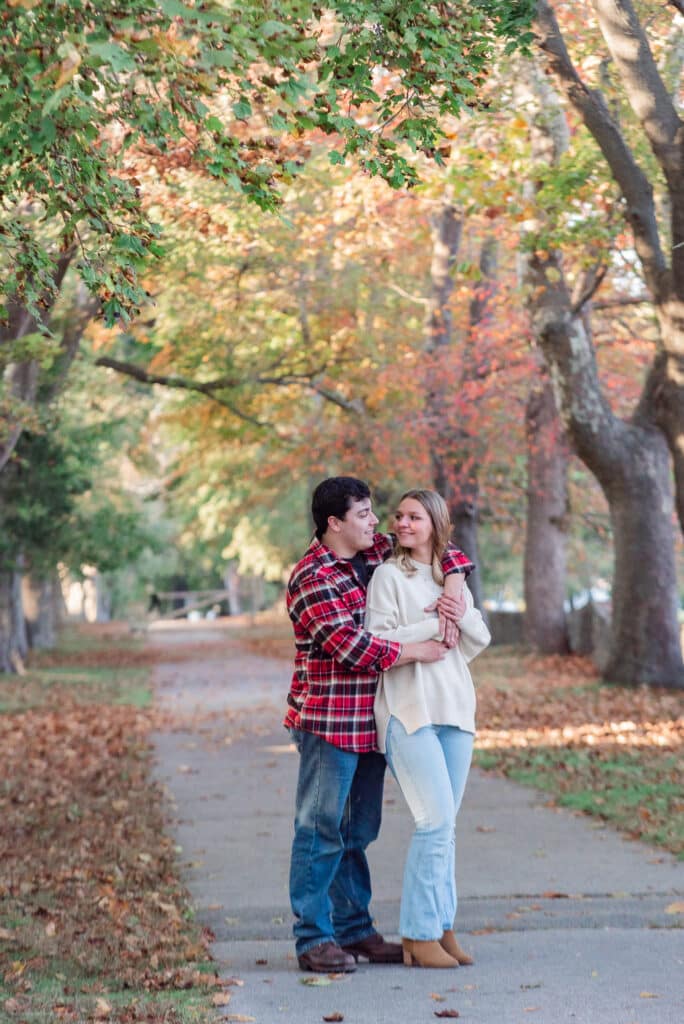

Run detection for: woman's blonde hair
[[394, 489, 451, 584]]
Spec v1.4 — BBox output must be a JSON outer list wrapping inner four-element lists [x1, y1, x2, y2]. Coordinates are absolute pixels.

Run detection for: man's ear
[[327, 515, 341, 534]]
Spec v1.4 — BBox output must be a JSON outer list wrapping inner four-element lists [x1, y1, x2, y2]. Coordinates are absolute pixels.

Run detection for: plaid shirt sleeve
[[442, 545, 475, 576], [290, 571, 401, 673]]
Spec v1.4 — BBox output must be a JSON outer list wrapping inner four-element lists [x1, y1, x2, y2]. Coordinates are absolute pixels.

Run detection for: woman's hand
[[425, 577, 467, 648]]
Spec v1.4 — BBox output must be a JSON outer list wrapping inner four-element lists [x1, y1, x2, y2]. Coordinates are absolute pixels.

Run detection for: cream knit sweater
[[366, 559, 491, 753]]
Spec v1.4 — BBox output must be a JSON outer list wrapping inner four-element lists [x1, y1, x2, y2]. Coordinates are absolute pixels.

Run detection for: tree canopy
[[1, 0, 534, 325]]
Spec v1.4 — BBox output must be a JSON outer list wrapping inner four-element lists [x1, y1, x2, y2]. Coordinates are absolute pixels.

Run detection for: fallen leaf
[[300, 976, 331, 986], [640, 992, 659, 999], [3, 998, 21, 1014], [225, 1016, 256, 1023], [45, 920, 57, 936], [93, 997, 112, 1018], [665, 901, 684, 914], [434, 1011, 460, 1019], [212, 992, 232, 1006], [255, 958, 268, 965], [323, 1014, 344, 1022], [430, 992, 446, 1002], [476, 825, 495, 832], [0, 928, 14, 941], [541, 891, 568, 899]]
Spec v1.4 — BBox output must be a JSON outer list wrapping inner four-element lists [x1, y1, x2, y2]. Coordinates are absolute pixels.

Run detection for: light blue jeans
[[385, 716, 474, 941]]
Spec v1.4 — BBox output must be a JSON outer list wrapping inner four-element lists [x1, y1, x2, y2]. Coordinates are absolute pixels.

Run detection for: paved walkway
[[149, 625, 684, 1024]]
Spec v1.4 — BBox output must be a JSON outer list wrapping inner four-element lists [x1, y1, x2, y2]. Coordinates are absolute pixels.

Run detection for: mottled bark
[[524, 377, 570, 653]]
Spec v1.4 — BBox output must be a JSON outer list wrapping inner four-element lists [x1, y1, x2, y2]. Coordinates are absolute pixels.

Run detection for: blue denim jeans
[[289, 728, 386, 956], [385, 716, 473, 941]]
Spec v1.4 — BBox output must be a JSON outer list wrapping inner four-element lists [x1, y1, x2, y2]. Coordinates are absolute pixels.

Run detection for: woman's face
[[394, 497, 434, 559]]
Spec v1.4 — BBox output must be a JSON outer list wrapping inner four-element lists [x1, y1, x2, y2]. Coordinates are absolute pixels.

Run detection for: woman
[[365, 489, 490, 968]]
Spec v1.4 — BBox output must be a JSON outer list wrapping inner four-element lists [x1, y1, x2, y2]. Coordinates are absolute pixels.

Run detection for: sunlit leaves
[[1, 1, 534, 324]]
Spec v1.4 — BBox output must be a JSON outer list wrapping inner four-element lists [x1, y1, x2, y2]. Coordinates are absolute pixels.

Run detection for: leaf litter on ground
[[0, 625, 227, 1024]]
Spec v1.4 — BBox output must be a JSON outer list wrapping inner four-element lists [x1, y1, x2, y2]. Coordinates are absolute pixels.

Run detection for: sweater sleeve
[[366, 566, 441, 644], [458, 584, 491, 663]]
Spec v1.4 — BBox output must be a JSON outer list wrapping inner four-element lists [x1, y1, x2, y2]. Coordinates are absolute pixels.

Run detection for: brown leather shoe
[[341, 932, 403, 963], [298, 941, 357, 973]]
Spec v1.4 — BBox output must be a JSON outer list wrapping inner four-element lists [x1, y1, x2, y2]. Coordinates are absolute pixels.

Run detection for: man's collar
[[310, 536, 357, 565]]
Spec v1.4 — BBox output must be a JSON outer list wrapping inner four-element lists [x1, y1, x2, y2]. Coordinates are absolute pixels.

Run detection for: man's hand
[[396, 639, 449, 666]]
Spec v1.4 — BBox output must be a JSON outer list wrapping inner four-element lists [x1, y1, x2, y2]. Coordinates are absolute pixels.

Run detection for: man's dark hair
[[312, 476, 371, 539]]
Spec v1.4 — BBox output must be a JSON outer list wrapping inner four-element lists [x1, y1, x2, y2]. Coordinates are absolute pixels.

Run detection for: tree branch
[[534, 1, 667, 296], [571, 264, 608, 314], [594, 0, 682, 172], [308, 378, 366, 414], [94, 357, 269, 429]]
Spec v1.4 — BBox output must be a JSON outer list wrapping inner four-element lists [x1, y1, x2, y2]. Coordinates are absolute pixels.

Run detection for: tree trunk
[[223, 561, 242, 615], [602, 427, 682, 685], [518, 47, 684, 687], [11, 564, 28, 664], [534, 1, 684, 534], [450, 488, 484, 612], [23, 573, 57, 649], [528, 251, 684, 687], [424, 201, 490, 611], [523, 377, 569, 653], [0, 572, 13, 673]]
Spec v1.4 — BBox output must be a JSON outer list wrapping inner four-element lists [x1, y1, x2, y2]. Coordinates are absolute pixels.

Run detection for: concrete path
[[149, 624, 684, 1024]]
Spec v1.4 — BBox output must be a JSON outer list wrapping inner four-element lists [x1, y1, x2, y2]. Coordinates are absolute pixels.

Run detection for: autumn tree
[[515, 2, 684, 686], [0, 0, 535, 473]]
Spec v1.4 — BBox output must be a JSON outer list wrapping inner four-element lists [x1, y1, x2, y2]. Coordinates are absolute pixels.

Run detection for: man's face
[[329, 498, 378, 557]]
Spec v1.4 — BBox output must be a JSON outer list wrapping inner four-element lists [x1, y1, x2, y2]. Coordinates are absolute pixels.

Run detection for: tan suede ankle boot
[[402, 938, 458, 968], [439, 929, 474, 965]]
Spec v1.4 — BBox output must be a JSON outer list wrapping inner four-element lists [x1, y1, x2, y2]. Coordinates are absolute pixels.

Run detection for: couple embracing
[[284, 476, 490, 972]]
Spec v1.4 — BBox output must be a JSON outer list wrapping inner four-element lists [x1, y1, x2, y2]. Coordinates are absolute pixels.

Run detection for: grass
[[472, 647, 684, 858]]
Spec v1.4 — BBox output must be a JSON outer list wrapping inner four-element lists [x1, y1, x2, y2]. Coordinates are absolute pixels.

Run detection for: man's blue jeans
[[289, 728, 386, 956], [385, 717, 474, 941]]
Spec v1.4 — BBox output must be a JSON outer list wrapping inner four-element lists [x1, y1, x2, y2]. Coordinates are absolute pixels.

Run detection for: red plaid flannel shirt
[[284, 533, 474, 752]]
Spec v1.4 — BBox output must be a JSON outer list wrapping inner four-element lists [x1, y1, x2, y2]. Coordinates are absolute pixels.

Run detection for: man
[[285, 476, 473, 973]]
